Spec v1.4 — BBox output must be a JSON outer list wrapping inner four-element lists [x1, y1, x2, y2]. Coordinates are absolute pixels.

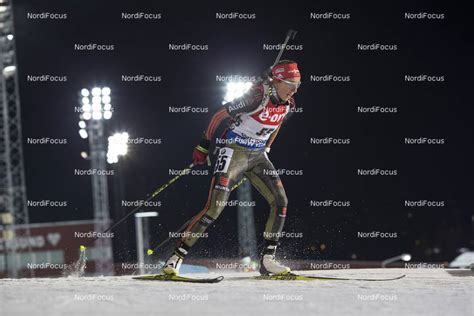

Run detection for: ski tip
[[147, 249, 154, 255], [216, 276, 224, 281], [79, 245, 87, 252]]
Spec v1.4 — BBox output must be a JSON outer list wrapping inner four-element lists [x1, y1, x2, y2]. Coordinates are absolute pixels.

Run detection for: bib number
[[256, 127, 275, 137], [214, 147, 234, 174]]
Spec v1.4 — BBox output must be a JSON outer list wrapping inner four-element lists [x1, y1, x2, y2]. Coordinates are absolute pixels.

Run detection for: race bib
[[214, 147, 234, 174]]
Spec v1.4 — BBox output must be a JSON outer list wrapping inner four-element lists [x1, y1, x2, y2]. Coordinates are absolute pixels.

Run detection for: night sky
[[12, 0, 473, 262]]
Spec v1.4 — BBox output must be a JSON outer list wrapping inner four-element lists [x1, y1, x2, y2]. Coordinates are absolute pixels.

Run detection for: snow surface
[[1, 269, 472, 316]]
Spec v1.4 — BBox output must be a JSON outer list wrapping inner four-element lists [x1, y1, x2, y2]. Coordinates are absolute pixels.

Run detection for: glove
[[192, 134, 210, 165]]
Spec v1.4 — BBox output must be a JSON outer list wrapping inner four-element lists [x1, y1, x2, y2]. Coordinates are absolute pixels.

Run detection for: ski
[[133, 274, 224, 283], [253, 273, 406, 282]]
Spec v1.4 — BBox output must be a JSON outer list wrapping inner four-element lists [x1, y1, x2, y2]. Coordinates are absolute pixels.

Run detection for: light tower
[[0, 0, 33, 278], [79, 86, 114, 275]]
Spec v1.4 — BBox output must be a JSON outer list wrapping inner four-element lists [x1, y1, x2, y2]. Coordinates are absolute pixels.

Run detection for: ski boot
[[162, 246, 188, 276], [259, 241, 291, 275]]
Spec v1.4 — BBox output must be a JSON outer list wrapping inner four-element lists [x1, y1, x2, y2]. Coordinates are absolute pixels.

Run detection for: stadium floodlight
[[101, 87, 111, 96], [91, 87, 101, 96], [92, 96, 101, 105], [223, 81, 252, 104], [102, 95, 111, 104], [83, 112, 92, 121], [92, 111, 102, 120], [107, 132, 129, 164], [103, 110, 112, 120], [91, 102, 101, 112], [79, 129, 88, 139], [82, 103, 92, 112], [6, 34, 13, 40], [78, 121, 86, 129], [79, 86, 112, 122]]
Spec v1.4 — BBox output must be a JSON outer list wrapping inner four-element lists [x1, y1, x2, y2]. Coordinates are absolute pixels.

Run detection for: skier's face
[[274, 77, 301, 102]]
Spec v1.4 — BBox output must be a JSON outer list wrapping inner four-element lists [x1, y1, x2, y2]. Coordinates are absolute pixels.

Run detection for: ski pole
[[79, 162, 195, 252], [273, 29, 298, 67]]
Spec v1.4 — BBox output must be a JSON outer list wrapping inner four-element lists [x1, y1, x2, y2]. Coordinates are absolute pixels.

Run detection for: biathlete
[[163, 60, 301, 275]]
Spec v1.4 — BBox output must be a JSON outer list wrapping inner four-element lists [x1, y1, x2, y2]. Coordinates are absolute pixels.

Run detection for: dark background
[[13, 0, 473, 263]]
